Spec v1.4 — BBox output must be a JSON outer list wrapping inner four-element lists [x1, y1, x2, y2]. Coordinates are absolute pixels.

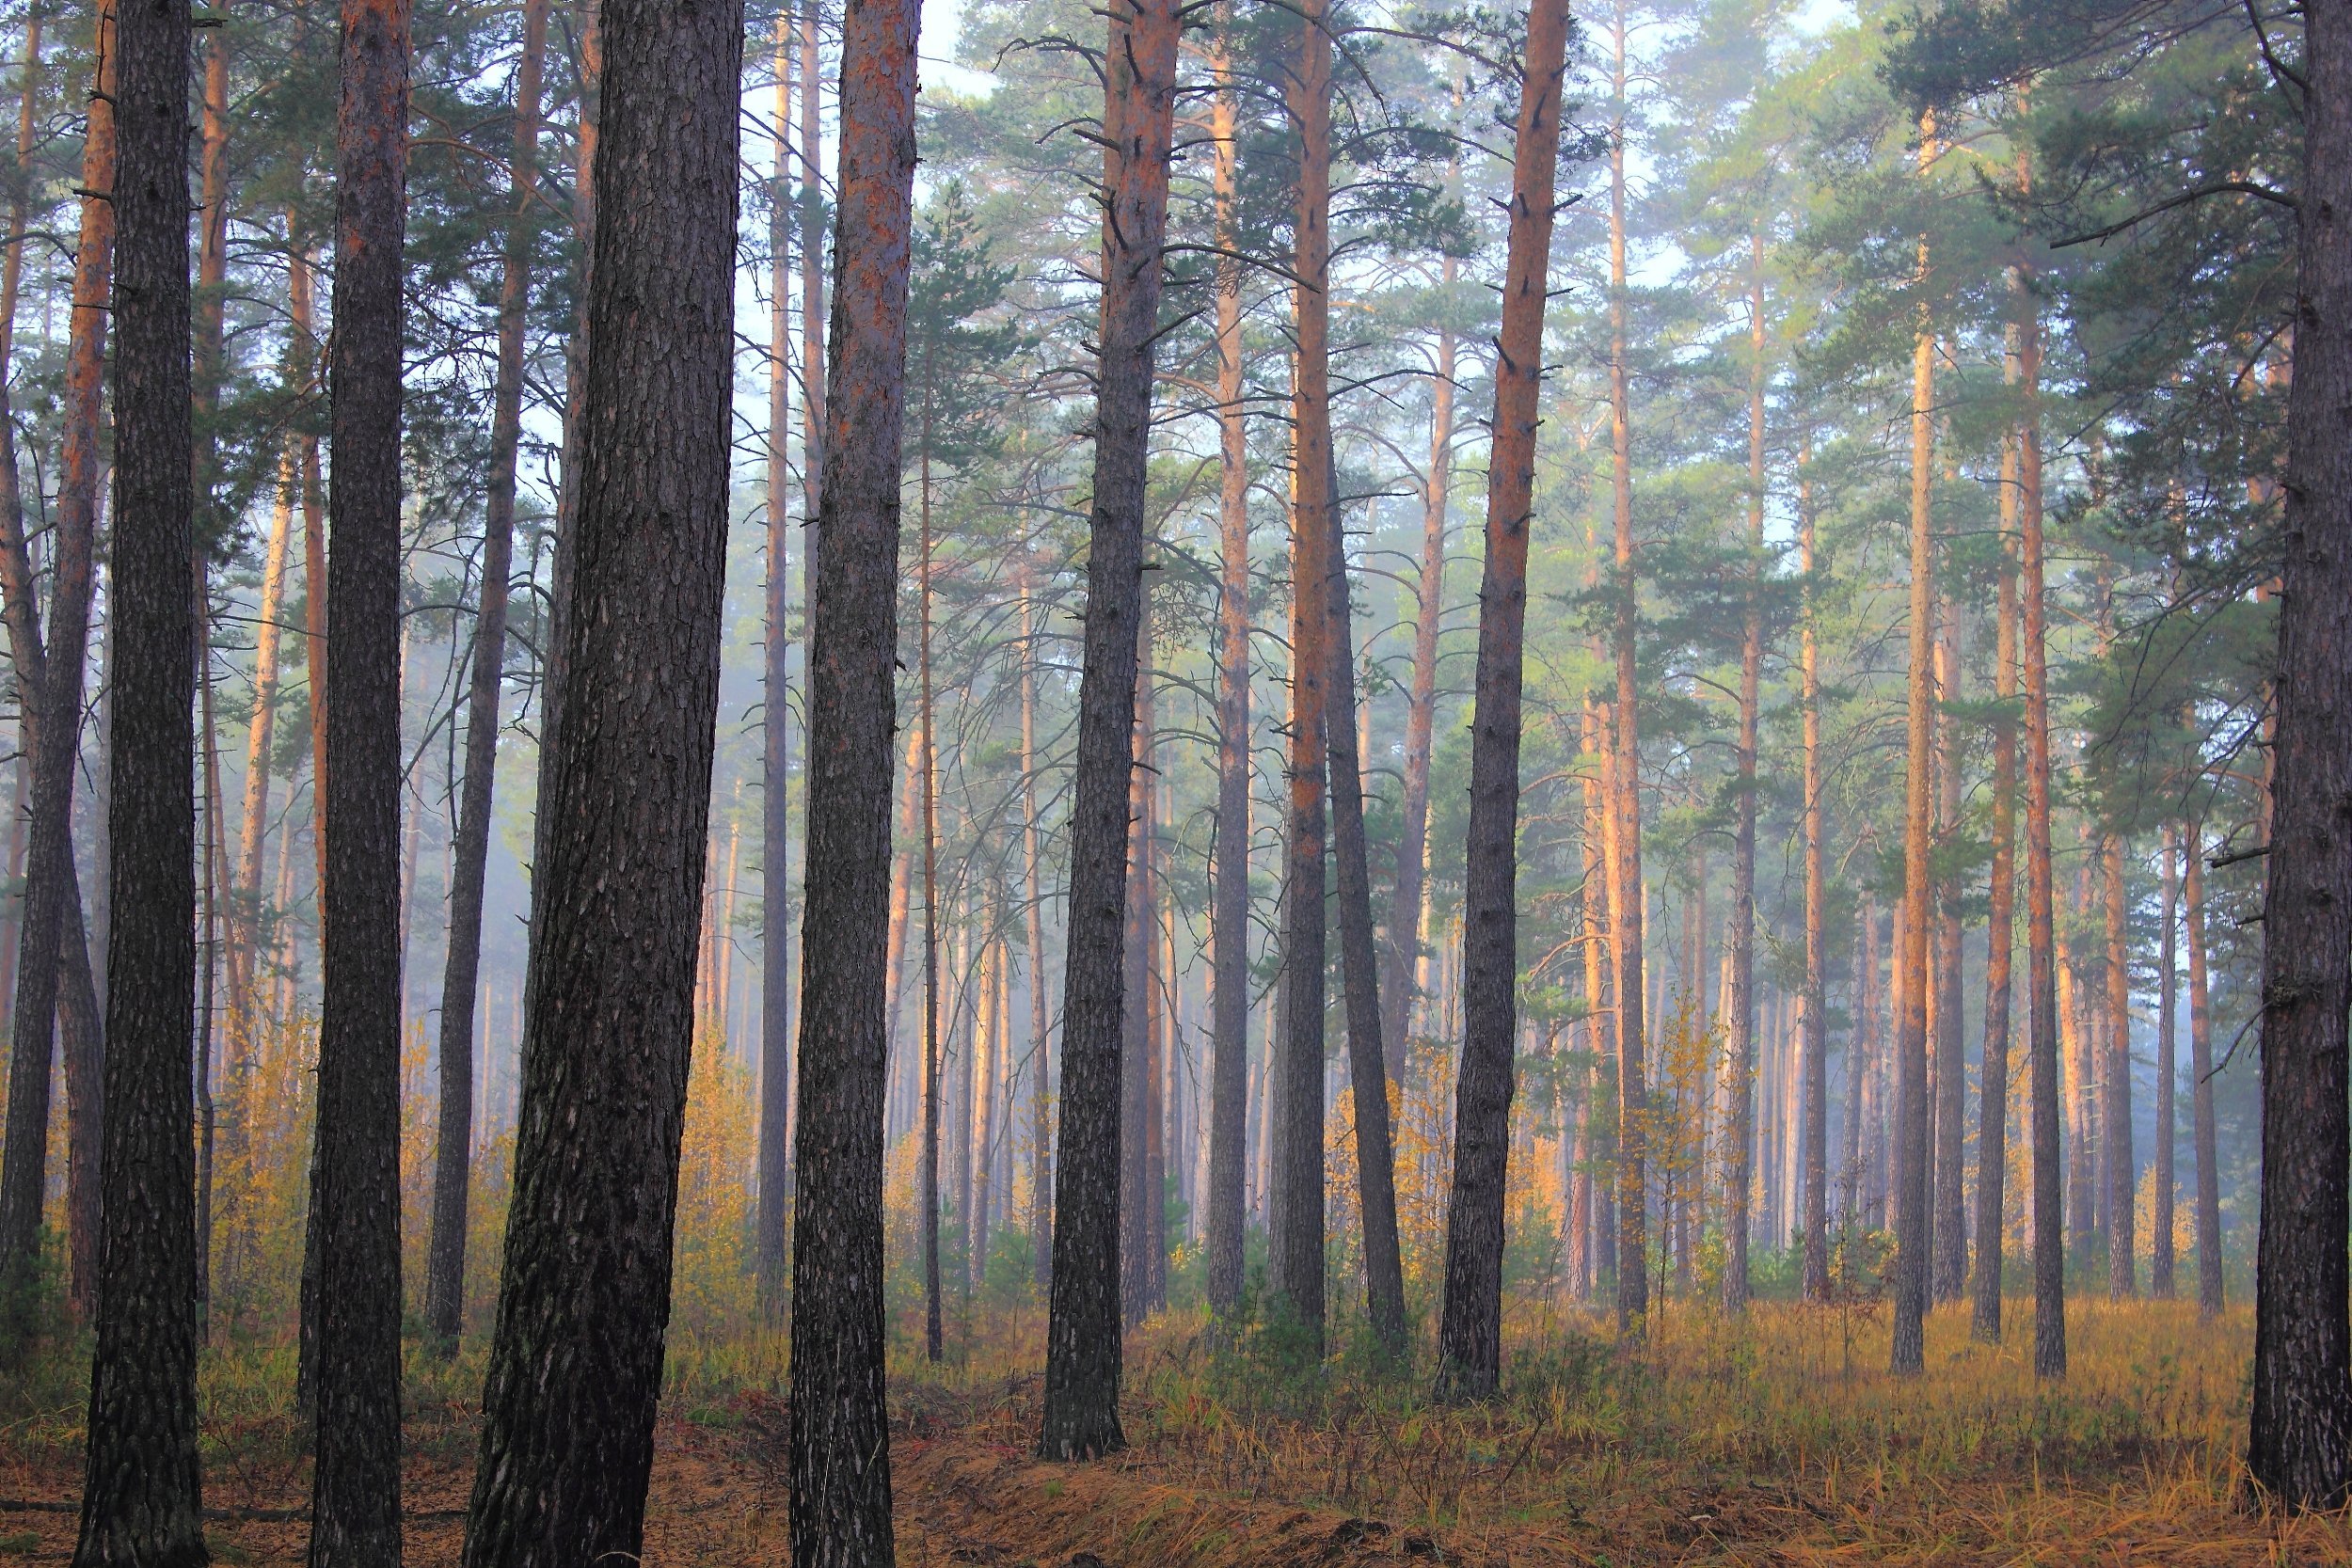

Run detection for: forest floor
[[3, 1295, 2347, 1564]]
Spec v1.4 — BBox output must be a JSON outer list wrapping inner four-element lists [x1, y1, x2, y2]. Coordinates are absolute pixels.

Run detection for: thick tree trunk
[[310, 0, 413, 1550], [1205, 35, 1250, 1320], [1038, 0, 1178, 1460], [1973, 477, 2019, 1341], [1891, 118, 1937, 1377], [1434, 0, 1569, 1399], [755, 8, 796, 1321], [1271, 0, 1335, 1356], [1723, 233, 1766, 1314], [1605, 0, 1647, 1344], [2247, 0, 2352, 1497], [427, 0, 546, 1354], [1324, 460, 1407, 1357], [778, 0, 915, 1556], [1799, 430, 1829, 1303], [460, 0, 745, 1551], [72, 0, 204, 1546], [0, 5, 111, 1328], [2101, 820, 2135, 1300], [2153, 825, 2176, 1299], [2185, 827, 2221, 1318], [2016, 236, 2066, 1380]]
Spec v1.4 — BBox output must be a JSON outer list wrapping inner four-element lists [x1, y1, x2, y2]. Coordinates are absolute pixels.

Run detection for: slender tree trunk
[[1120, 608, 1157, 1325], [1723, 231, 1766, 1313], [1799, 430, 1830, 1303], [2247, 8, 2352, 1483], [426, 0, 545, 1354], [1022, 571, 1053, 1291], [1932, 558, 1965, 1303], [972, 927, 999, 1293], [1205, 33, 1251, 1319], [2016, 223, 2066, 1379], [778, 0, 916, 1553], [0, 5, 111, 1327], [460, 0, 744, 1548], [74, 0, 203, 1542], [1434, 0, 1569, 1398], [756, 8, 796, 1321], [310, 0, 413, 1548], [2185, 825, 2221, 1318], [1384, 269, 1454, 1085], [2153, 824, 2176, 1299], [1973, 465, 2019, 1341], [1271, 0, 1336, 1356], [1891, 113, 1938, 1377], [1324, 456, 1407, 1356], [2102, 823, 2134, 1299], [920, 442, 946, 1362], [229, 453, 294, 1142], [1038, 0, 1178, 1460], [1604, 0, 1647, 1343]]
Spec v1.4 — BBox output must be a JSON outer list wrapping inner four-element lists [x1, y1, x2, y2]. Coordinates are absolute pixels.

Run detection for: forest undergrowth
[[1, 1292, 2339, 1564]]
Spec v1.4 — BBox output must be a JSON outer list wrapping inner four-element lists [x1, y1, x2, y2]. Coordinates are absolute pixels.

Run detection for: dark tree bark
[[0, 5, 111, 1329], [2185, 829, 2221, 1318], [2153, 825, 2176, 1300], [782, 0, 917, 1558], [1891, 119, 1937, 1377], [72, 0, 205, 1547], [310, 0, 412, 1551], [1972, 493, 2019, 1341], [2247, 0, 2352, 1500], [1722, 232, 1765, 1314], [427, 0, 547, 1355], [1433, 0, 1569, 1400], [1271, 0, 1334, 1356], [1038, 0, 1177, 1463], [1323, 464, 1407, 1358], [459, 0, 744, 1551], [2016, 237, 2065, 1381], [1204, 27, 1250, 1322]]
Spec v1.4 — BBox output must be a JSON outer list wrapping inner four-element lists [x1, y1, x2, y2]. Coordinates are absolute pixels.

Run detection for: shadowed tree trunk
[[1038, 0, 1178, 1462], [459, 0, 745, 1549], [2015, 205, 2065, 1380], [0, 3, 111, 1328], [919, 427, 945, 1363], [1723, 231, 1766, 1314], [2153, 825, 2176, 1300], [1891, 111, 1937, 1378], [1120, 608, 1157, 1326], [72, 0, 204, 1546], [1433, 0, 1570, 1400], [427, 0, 546, 1355], [1324, 460, 1407, 1358], [2185, 824, 2221, 1318], [780, 0, 918, 1557], [1973, 466, 2019, 1342], [2247, 0, 2352, 1499], [309, 0, 413, 1548], [1022, 570, 1053, 1291], [1932, 563, 1965, 1305], [1799, 429, 1829, 1303], [2102, 822, 2134, 1300], [1272, 0, 1334, 1357], [1205, 26, 1250, 1322]]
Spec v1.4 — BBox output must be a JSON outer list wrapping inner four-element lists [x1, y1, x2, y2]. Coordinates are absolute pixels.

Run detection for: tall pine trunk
[[1723, 231, 1765, 1313], [426, 0, 546, 1354], [919, 441, 945, 1361], [1022, 571, 1054, 1291], [1931, 560, 1965, 1303], [461, 0, 745, 1547], [1972, 466, 2019, 1341], [2247, 0, 2352, 1496], [2102, 822, 2135, 1299], [1434, 0, 1570, 1398], [2153, 825, 2176, 1299], [2185, 827, 2221, 1318], [1038, 0, 1178, 1460], [1798, 429, 1829, 1302]]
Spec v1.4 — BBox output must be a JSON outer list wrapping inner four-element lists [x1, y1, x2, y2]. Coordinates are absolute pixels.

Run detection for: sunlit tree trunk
[[1434, 0, 1570, 1398], [72, 0, 203, 1543], [2247, 2, 2352, 1488], [461, 0, 746, 1547], [1039, 0, 1178, 1462]]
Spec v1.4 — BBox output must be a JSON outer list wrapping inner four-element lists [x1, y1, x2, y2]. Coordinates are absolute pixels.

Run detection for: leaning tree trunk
[[310, 0, 413, 1551], [460, 0, 744, 1552], [2248, 0, 2352, 1502], [2185, 825, 2221, 1318], [1723, 230, 1765, 1315], [1204, 27, 1250, 1321], [780, 0, 917, 1560], [426, 0, 546, 1354], [72, 0, 204, 1547], [1972, 475, 2019, 1342], [1433, 0, 1570, 1401], [1323, 458, 1408, 1358], [0, 4, 111, 1329], [1038, 0, 1178, 1463], [1891, 112, 1938, 1378]]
